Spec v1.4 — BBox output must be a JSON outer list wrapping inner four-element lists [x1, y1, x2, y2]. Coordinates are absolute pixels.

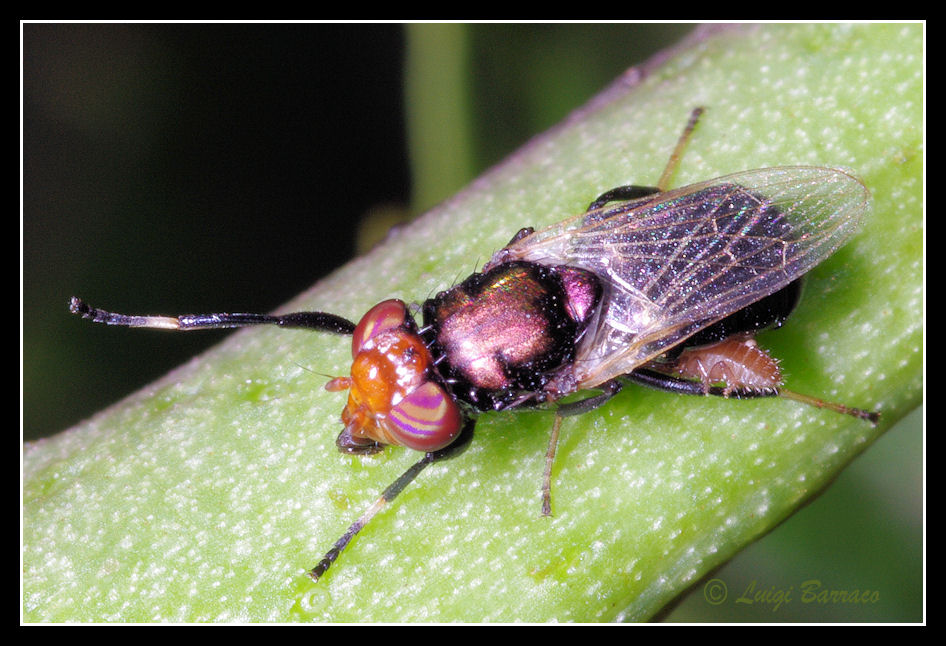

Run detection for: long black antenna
[[69, 297, 356, 335]]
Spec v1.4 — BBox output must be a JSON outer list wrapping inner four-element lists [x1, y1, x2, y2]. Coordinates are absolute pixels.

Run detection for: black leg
[[586, 106, 705, 211], [587, 185, 659, 211], [556, 379, 625, 415], [626, 368, 879, 424], [308, 418, 476, 581], [625, 368, 779, 400]]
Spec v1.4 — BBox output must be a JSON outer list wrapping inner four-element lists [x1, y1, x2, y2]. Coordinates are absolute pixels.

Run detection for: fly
[[69, 107, 879, 581]]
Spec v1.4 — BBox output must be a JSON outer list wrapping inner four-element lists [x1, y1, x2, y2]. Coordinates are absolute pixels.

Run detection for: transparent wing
[[497, 166, 870, 388]]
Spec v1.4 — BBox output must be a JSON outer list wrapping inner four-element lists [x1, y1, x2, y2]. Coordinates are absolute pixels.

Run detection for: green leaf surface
[[23, 23, 922, 622]]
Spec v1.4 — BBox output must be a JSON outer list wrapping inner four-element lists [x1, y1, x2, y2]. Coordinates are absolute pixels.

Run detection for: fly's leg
[[506, 227, 535, 246], [776, 390, 880, 425], [542, 380, 624, 516], [655, 106, 704, 191], [541, 414, 564, 517], [587, 185, 660, 211], [308, 418, 476, 581], [585, 107, 706, 213], [627, 363, 879, 425], [503, 105, 703, 273]]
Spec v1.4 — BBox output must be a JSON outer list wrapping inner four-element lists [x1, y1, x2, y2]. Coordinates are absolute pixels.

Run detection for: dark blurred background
[[22, 23, 920, 622]]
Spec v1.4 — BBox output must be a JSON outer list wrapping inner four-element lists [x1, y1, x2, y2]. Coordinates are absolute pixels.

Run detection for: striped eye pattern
[[386, 381, 462, 451], [341, 299, 462, 453]]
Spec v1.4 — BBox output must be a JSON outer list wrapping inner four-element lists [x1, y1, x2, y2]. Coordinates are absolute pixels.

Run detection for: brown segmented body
[[672, 334, 782, 395]]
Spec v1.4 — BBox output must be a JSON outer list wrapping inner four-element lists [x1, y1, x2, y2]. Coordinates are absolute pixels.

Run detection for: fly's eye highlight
[[351, 299, 412, 356]]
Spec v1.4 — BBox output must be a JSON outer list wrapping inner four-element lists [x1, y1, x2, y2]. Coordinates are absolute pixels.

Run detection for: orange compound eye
[[351, 299, 411, 357], [342, 304, 461, 452], [385, 381, 463, 451]]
